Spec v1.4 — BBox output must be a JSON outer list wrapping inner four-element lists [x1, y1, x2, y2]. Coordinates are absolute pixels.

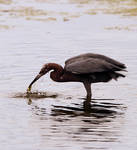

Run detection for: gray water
[[0, 0, 137, 150]]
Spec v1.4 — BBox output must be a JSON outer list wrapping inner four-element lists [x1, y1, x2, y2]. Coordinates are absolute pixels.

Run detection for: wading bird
[[27, 53, 126, 101]]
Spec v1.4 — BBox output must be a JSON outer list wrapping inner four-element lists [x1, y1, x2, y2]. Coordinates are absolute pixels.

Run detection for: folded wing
[[65, 53, 126, 74], [65, 53, 126, 70]]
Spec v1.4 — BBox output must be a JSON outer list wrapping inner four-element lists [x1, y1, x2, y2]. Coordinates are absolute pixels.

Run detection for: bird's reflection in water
[[26, 98, 125, 148], [24, 91, 125, 119], [51, 99, 124, 118], [13, 91, 124, 119], [26, 96, 126, 147]]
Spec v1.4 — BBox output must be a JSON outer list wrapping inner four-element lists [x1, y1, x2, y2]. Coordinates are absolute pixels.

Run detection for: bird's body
[[27, 53, 126, 100]]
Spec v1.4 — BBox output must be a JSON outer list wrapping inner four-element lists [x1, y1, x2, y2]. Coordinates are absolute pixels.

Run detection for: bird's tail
[[111, 72, 125, 81]]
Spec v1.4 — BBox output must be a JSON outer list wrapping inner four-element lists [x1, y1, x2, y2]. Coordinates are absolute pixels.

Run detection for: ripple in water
[[11, 91, 58, 99]]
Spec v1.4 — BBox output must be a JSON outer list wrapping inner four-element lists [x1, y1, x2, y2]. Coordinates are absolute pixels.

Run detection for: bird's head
[[27, 64, 50, 93]]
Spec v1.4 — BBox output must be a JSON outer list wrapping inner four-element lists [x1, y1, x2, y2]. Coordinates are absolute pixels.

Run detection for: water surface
[[0, 0, 137, 150]]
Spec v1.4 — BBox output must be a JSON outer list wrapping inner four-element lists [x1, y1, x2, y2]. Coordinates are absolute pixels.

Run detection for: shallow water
[[0, 0, 137, 150]]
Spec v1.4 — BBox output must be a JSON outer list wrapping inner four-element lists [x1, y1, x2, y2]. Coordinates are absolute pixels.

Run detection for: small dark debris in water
[[66, 96, 72, 100], [12, 91, 58, 99]]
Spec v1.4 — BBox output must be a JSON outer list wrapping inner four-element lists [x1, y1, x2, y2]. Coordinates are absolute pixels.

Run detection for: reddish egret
[[27, 53, 126, 101]]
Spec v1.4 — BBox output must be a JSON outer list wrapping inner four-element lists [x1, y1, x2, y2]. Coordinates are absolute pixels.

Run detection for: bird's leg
[[83, 82, 92, 101]]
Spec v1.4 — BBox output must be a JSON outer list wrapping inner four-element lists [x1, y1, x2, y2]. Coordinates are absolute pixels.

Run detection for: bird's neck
[[49, 63, 64, 82]]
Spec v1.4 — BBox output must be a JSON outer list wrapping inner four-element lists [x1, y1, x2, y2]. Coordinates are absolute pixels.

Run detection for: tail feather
[[110, 72, 125, 81]]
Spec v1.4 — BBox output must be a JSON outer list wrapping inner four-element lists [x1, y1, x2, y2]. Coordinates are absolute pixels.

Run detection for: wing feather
[[65, 53, 126, 69], [65, 58, 123, 74]]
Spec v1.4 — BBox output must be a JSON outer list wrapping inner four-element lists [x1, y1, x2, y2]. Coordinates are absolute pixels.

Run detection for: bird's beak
[[27, 73, 43, 93]]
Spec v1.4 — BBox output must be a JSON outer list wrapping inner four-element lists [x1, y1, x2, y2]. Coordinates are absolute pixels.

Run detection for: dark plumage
[[27, 53, 126, 101]]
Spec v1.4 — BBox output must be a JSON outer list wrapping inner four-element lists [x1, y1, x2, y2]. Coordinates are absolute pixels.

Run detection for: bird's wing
[[64, 58, 123, 74], [65, 53, 126, 69]]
